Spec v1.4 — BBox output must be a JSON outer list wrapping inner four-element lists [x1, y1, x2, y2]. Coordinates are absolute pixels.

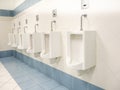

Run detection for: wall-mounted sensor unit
[[36, 15, 39, 22], [66, 31, 96, 70], [81, 0, 89, 9], [52, 9, 57, 17], [40, 32, 61, 59]]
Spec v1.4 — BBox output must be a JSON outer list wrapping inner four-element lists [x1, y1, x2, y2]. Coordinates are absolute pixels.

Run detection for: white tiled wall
[[0, 17, 13, 51], [14, 0, 25, 9], [0, 0, 15, 10], [11, 0, 120, 90], [0, 0, 25, 10]]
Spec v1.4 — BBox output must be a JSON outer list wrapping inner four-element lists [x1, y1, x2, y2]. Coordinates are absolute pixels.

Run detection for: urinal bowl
[[11, 33, 19, 48], [66, 31, 96, 70], [8, 33, 13, 45], [26, 33, 42, 54], [17, 33, 30, 50], [40, 32, 62, 59]]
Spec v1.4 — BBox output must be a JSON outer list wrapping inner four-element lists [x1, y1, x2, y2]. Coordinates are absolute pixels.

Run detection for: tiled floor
[[0, 57, 69, 90]]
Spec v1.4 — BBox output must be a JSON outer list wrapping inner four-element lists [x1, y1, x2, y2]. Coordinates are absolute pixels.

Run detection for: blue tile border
[[0, 0, 41, 17], [0, 10, 14, 17], [0, 50, 13, 58], [14, 0, 41, 15], [12, 50, 104, 90]]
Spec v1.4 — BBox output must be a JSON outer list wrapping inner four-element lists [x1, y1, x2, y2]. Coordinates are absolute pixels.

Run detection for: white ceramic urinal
[[11, 33, 17, 47], [22, 33, 30, 49], [8, 32, 19, 48], [17, 33, 30, 50], [15, 33, 19, 46], [41, 32, 61, 59], [66, 31, 96, 70], [26, 33, 42, 53], [17, 33, 23, 49], [11, 33, 19, 47], [26, 34, 32, 53], [8, 33, 13, 46]]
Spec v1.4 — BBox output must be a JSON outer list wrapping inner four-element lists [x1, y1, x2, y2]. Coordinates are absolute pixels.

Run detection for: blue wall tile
[[16, 51, 23, 60], [32, 59, 40, 70], [22, 55, 33, 67], [0, 10, 14, 17], [72, 77, 88, 90], [0, 50, 13, 58], [40, 63, 47, 74], [14, 0, 41, 16], [51, 68, 61, 83], [12, 50, 17, 57], [59, 71, 73, 90], [87, 83, 104, 90], [33, 59, 44, 73], [44, 64, 52, 77], [0, 0, 41, 17]]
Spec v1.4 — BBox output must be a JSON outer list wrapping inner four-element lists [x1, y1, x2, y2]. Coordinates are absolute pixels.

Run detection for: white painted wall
[[13, 0, 120, 90], [0, 0, 14, 10], [14, 0, 25, 9], [0, 0, 25, 10], [88, 0, 120, 90], [0, 17, 12, 51]]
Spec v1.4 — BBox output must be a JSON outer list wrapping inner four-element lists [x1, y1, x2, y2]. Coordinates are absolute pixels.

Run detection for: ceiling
[[0, 0, 25, 10]]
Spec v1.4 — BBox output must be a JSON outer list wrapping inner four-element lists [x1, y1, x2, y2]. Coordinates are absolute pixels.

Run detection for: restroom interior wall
[[11, 0, 120, 90], [0, 0, 15, 10], [88, 0, 120, 90], [0, 0, 25, 10], [0, 16, 13, 51], [14, 0, 25, 9]]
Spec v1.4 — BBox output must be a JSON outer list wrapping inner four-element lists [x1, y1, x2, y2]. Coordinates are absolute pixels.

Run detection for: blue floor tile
[[29, 73, 51, 84], [52, 86, 69, 90], [14, 76, 31, 84], [40, 80, 60, 90], [25, 84, 44, 90], [18, 79, 38, 90], [0, 57, 69, 90]]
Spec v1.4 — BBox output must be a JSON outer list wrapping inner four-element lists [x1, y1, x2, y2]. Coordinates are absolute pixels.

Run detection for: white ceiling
[[0, 0, 25, 10]]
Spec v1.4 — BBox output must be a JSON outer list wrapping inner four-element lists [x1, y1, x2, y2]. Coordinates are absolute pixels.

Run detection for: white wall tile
[[0, 17, 12, 51]]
